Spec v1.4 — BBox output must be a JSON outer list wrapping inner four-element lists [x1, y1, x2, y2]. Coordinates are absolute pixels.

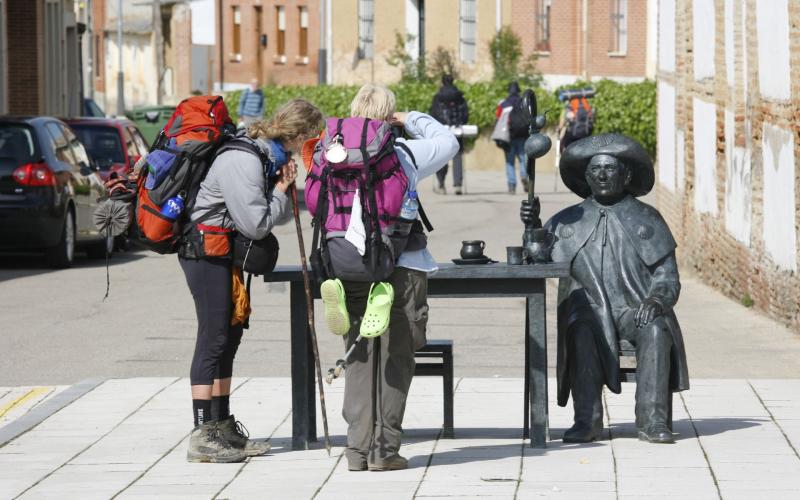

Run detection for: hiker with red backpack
[[179, 99, 323, 464], [495, 82, 531, 194], [305, 84, 458, 471]]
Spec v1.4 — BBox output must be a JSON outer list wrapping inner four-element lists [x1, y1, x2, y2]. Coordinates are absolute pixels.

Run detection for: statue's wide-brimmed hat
[[559, 133, 654, 198]]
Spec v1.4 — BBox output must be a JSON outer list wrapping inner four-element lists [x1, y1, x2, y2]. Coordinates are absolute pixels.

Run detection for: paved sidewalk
[[1, 377, 799, 499]]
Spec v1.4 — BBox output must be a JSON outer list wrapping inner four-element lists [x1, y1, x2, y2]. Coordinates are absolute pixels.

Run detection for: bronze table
[[264, 262, 570, 450]]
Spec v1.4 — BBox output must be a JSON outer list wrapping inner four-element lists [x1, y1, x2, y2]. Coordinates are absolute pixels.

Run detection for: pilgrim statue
[[521, 133, 689, 444]]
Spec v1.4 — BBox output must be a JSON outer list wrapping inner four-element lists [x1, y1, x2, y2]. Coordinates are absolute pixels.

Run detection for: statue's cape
[[545, 195, 676, 267]]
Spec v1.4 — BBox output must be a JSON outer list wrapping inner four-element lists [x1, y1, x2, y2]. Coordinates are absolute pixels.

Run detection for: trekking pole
[[290, 184, 332, 456], [325, 334, 364, 384]]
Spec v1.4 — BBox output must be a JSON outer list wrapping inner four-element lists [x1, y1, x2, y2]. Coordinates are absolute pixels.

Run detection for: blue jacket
[[238, 88, 265, 118]]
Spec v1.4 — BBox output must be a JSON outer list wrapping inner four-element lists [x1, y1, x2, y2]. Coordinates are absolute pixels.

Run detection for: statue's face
[[585, 154, 631, 199]]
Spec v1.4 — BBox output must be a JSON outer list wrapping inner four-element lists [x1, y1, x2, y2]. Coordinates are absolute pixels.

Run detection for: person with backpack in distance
[[495, 81, 531, 194], [237, 79, 266, 129], [558, 95, 594, 152], [429, 74, 469, 195], [306, 84, 458, 471], [180, 98, 323, 463]]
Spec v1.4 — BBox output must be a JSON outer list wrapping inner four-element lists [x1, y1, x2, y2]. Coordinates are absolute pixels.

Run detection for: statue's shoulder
[[616, 197, 677, 265], [545, 200, 592, 231]]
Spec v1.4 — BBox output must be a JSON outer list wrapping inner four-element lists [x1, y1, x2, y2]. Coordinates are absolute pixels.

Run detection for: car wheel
[[87, 232, 115, 259], [46, 210, 76, 268]]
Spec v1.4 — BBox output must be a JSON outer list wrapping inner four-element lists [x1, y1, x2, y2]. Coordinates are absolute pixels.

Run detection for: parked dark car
[[0, 116, 112, 267], [65, 117, 150, 181]]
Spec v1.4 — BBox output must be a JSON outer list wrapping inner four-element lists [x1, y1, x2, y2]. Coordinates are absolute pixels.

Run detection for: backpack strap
[[394, 142, 434, 232]]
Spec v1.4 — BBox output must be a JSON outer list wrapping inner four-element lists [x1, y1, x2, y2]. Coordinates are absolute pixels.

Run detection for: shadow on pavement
[[0, 249, 147, 283], [608, 417, 765, 441]]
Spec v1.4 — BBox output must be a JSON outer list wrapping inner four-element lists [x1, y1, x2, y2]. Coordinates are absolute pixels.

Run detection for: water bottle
[[160, 192, 185, 220], [399, 190, 419, 221]]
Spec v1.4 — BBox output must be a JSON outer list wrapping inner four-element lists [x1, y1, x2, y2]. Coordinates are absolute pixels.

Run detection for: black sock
[[193, 399, 212, 427], [211, 395, 230, 421]]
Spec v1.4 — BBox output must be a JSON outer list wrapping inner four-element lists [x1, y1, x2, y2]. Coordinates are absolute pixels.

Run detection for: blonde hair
[[350, 84, 396, 121], [248, 98, 324, 143]]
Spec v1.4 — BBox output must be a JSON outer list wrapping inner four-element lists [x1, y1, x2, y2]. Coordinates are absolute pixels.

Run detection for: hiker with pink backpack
[[305, 84, 458, 471]]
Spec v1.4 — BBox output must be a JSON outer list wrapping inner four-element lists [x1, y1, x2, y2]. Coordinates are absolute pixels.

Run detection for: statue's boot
[[632, 318, 675, 444], [564, 322, 605, 443]]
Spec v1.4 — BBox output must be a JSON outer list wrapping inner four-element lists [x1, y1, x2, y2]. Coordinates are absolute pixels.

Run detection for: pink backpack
[[306, 117, 410, 282]]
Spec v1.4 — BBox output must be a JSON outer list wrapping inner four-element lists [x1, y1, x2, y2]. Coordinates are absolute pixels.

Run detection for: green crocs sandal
[[320, 278, 350, 336], [360, 282, 394, 338]]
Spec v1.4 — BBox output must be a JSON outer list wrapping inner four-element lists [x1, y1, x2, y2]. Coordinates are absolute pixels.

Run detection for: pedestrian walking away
[[238, 79, 266, 129], [311, 84, 458, 471], [181, 99, 323, 463], [430, 74, 469, 195], [495, 81, 529, 194]]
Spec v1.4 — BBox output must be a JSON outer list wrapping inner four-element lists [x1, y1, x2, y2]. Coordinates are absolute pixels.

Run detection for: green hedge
[[226, 78, 656, 156]]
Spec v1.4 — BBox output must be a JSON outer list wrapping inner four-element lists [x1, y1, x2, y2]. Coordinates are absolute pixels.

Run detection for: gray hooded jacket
[[191, 137, 291, 240]]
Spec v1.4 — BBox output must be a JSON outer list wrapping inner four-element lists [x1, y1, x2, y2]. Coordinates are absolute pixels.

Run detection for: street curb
[[0, 378, 106, 447]]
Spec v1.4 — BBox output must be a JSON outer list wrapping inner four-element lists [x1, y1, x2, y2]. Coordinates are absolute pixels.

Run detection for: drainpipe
[[117, 0, 125, 115], [318, 0, 326, 84], [582, 0, 588, 80], [218, 0, 224, 90]]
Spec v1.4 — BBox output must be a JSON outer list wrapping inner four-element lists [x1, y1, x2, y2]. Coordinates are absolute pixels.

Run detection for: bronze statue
[[521, 133, 689, 444]]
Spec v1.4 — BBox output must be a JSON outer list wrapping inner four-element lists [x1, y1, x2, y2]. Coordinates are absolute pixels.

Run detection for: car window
[[45, 122, 77, 165], [129, 126, 149, 155], [62, 124, 91, 166], [121, 127, 137, 162], [70, 125, 125, 168], [0, 124, 37, 163]]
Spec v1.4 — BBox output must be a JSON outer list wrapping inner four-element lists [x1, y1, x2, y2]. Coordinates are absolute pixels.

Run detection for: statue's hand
[[520, 198, 541, 225], [635, 297, 663, 328]]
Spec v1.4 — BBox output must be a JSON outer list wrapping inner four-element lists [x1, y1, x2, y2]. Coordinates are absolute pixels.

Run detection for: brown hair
[[248, 98, 324, 143]]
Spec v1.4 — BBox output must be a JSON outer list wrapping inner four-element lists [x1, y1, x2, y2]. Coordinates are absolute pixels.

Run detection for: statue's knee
[[569, 321, 595, 343], [639, 317, 671, 345]]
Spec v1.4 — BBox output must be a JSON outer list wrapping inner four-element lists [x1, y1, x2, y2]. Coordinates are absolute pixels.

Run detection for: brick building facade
[[216, 0, 320, 89], [0, 0, 81, 117], [513, 0, 655, 87], [656, 0, 800, 331]]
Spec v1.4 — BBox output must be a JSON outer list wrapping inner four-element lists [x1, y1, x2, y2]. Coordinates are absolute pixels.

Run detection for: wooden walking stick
[[290, 183, 332, 455]]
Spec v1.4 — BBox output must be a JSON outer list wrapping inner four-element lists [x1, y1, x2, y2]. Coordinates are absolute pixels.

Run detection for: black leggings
[[180, 257, 243, 385]]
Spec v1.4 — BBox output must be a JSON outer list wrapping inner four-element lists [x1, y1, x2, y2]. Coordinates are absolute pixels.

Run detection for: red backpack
[[135, 95, 235, 254]]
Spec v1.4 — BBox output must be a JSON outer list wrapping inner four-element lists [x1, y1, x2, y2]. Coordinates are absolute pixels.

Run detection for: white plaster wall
[[658, 81, 676, 191], [693, 0, 715, 80], [658, 0, 675, 73], [724, 0, 734, 87], [741, 0, 748, 97], [724, 109, 751, 245], [105, 36, 157, 115], [761, 123, 797, 271], [190, 0, 215, 46], [405, 0, 419, 60], [756, 0, 791, 101], [693, 97, 718, 214], [676, 129, 685, 191]]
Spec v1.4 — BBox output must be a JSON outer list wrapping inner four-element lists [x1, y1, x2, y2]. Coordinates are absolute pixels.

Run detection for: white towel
[[345, 188, 367, 256]]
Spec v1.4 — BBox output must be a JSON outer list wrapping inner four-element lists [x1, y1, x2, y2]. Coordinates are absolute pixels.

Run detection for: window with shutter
[[610, 0, 628, 55], [460, 0, 477, 63], [358, 0, 374, 60]]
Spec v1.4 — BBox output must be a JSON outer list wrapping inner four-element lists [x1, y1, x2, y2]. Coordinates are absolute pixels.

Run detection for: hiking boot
[[454, 186, 463, 195], [348, 457, 368, 471], [433, 183, 446, 195], [508, 183, 516, 194], [187, 422, 247, 463], [218, 415, 271, 456], [368, 455, 408, 471]]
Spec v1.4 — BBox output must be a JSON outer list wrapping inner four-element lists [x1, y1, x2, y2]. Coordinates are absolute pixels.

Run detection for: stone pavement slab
[[1, 377, 799, 499]]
